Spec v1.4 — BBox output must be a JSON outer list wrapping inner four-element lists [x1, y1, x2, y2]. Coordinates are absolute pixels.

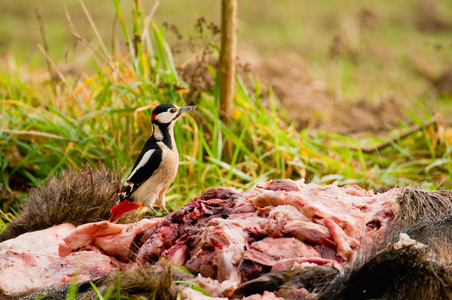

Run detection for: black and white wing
[[118, 147, 163, 202]]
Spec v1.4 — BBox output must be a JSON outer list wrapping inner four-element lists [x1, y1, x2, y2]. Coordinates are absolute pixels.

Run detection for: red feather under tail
[[109, 200, 143, 222]]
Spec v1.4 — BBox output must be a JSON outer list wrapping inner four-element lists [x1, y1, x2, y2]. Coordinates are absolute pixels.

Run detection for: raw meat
[[243, 237, 321, 267], [195, 274, 238, 298], [0, 219, 162, 295], [247, 181, 400, 260], [135, 180, 400, 296], [185, 219, 249, 282], [59, 218, 164, 261], [242, 291, 286, 300], [0, 223, 115, 295], [0, 179, 402, 298]]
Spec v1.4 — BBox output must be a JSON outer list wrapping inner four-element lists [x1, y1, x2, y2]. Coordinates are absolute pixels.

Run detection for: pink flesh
[[0, 180, 402, 297]]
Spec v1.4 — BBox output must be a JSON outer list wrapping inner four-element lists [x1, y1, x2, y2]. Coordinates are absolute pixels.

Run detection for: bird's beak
[[174, 106, 196, 120], [179, 106, 197, 114]]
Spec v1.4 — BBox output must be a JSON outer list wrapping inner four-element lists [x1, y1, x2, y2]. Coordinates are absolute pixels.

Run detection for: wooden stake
[[219, 0, 237, 125]]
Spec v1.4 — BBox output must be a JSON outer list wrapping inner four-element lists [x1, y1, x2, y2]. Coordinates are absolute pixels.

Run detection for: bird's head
[[151, 104, 196, 124]]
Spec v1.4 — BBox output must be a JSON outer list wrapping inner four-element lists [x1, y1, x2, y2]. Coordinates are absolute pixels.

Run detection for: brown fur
[[79, 265, 193, 300], [19, 265, 193, 300], [0, 165, 122, 242], [385, 186, 452, 243], [233, 265, 339, 298]]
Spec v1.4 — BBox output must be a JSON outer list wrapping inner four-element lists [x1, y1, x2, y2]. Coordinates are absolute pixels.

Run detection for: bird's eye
[[170, 108, 177, 113]]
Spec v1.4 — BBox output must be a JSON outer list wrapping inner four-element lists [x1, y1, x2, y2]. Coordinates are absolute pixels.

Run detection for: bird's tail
[[109, 200, 143, 222]]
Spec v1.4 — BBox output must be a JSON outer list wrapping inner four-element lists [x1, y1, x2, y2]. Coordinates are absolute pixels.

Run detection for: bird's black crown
[[152, 103, 176, 115]]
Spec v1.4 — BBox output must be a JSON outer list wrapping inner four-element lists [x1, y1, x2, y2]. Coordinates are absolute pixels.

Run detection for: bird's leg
[[148, 207, 157, 215], [160, 206, 169, 216], [155, 188, 169, 214]]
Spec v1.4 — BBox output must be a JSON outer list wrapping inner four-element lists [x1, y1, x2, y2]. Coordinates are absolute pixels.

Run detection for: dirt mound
[[250, 51, 409, 132]]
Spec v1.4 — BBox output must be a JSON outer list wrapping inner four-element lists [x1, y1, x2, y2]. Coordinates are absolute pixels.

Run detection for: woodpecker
[[109, 103, 196, 222]]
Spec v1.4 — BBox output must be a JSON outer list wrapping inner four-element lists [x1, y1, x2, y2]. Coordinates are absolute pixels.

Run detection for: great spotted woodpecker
[[109, 103, 196, 222]]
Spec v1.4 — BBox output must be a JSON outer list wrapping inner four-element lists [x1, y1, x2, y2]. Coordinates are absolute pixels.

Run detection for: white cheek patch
[[155, 111, 176, 123], [126, 149, 155, 181]]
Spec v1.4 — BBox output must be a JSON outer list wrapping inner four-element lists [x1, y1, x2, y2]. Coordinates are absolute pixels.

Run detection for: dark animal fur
[[233, 265, 339, 298], [387, 187, 452, 241], [18, 265, 193, 300], [81, 265, 193, 300], [0, 165, 121, 242], [318, 248, 452, 300]]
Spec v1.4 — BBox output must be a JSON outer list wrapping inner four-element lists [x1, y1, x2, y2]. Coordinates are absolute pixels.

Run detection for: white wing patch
[[126, 149, 156, 181]]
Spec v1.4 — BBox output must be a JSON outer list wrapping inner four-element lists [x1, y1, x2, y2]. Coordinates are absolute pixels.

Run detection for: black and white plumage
[[109, 103, 196, 222]]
